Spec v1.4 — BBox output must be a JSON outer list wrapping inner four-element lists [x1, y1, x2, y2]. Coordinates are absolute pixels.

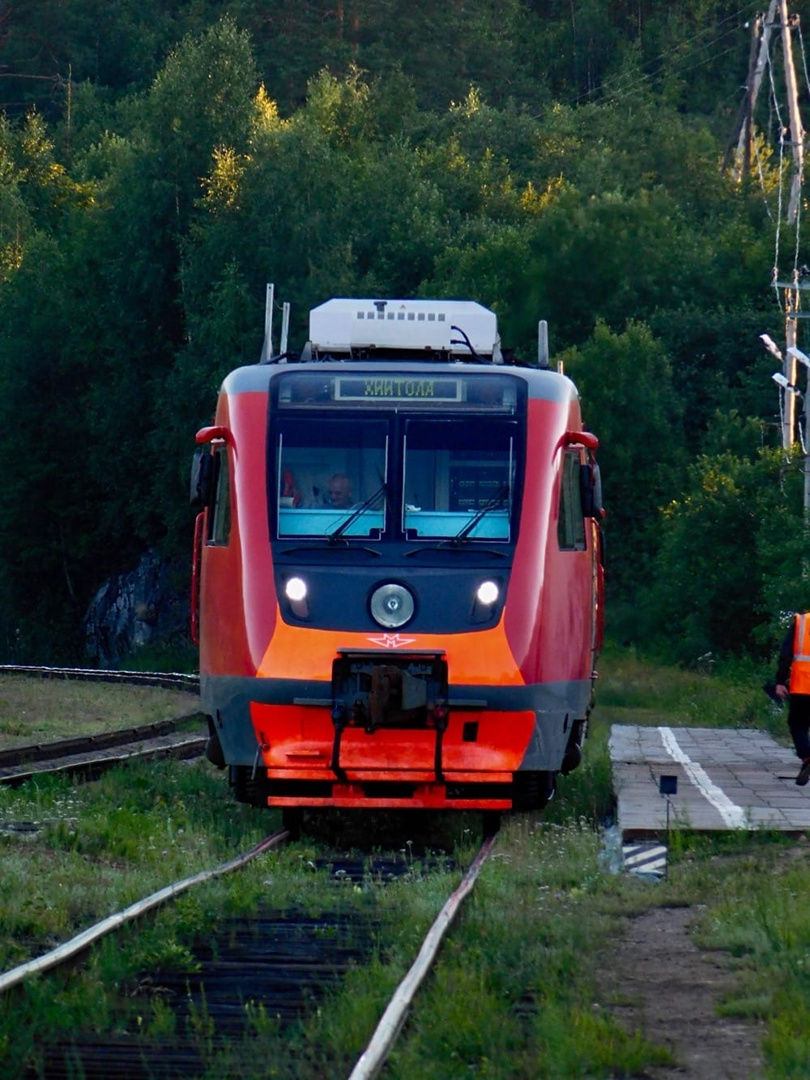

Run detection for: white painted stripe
[[623, 844, 667, 875], [624, 844, 666, 868], [794, 615, 810, 662], [658, 726, 747, 829], [626, 859, 666, 874]]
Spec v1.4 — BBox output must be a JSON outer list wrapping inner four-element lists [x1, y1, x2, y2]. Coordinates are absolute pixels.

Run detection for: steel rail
[[0, 668, 204, 784], [0, 664, 200, 693], [0, 829, 288, 995], [0, 713, 205, 770], [0, 730, 207, 786], [348, 831, 498, 1080]]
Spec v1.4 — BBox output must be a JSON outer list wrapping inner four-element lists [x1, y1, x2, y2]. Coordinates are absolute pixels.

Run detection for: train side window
[[207, 446, 231, 545], [558, 451, 586, 551]]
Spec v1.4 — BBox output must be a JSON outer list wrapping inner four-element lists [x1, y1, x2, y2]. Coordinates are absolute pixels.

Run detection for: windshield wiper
[[404, 484, 511, 556], [449, 484, 510, 544], [327, 482, 387, 544]]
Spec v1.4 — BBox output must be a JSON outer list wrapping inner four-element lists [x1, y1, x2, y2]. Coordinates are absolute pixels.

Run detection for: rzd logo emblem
[[366, 633, 416, 649]]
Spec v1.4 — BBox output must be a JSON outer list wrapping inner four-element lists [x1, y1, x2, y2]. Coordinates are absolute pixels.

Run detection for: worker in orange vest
[[775, 612, 810, 786]]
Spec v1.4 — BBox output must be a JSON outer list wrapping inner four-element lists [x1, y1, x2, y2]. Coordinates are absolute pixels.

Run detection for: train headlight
[[476, 580, 500, 606], [370, 583, 415, 628], [284, 576, 309, 619], [285, 577, 308, 602], [471, 578, 502, 624]]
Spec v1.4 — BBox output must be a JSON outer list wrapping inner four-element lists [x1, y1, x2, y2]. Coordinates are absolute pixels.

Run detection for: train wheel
[[561, 742, 582, 775], [561, 720, 585, 775], [231, 766, 272, 808], [512, 770, 556, 811], [204, 730, 225, 768], [482, 810, 501, 837], [282, 808, 304, 840]]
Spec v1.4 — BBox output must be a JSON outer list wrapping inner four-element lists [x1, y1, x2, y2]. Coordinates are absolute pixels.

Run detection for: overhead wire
[[798, 18, 810, 102], [534, 4, 800, 310], [565, 8, 749, 110], [753, 127, 775, 223], [570, 41, 744, 111], [571, 8, 746, 99], [559, 6, 806, 457]]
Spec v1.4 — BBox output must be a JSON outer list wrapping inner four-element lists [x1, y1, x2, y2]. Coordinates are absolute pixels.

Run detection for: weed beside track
[[0, 673, 199, 749]]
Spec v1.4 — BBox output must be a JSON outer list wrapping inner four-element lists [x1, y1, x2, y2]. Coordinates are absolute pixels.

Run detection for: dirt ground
[[598, 904, 766, 1079]]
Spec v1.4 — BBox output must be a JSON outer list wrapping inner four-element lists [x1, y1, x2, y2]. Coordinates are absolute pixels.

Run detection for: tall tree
[[561, 320, 688, 601], [645, 439, 808, 660]]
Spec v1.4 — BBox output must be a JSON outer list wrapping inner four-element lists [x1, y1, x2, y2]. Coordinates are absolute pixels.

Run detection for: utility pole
[[753, 3, 810, 530], [727, 2, 803, 216], [725, 1, 778, 179], [776, 0, 804, 451], [787, 344, 810, 518], [784, 283, 800, 450], [763, 2, 806, 457], [781, 0, 805, 225]]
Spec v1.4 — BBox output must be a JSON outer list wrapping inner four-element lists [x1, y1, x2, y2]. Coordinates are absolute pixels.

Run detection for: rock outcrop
[[83, 551, 190, 667]]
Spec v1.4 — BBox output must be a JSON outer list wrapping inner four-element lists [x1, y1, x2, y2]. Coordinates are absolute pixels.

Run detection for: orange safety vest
[[282, 468, 301, 507], [790, 613, 810, 694]]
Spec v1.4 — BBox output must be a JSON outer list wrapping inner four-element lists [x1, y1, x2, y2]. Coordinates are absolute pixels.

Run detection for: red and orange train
[[191, 298, 603, 827]]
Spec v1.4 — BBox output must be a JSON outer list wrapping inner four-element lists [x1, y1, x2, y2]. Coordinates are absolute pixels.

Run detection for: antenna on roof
[[538, 320, 549, 369], [260, 283, 275, 362], [280, 301, 290, 356]]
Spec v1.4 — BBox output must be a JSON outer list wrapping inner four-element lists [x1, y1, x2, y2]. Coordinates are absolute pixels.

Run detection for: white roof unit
[[309, 298, 499, 355]]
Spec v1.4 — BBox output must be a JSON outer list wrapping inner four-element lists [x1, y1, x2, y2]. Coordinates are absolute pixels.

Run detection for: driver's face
[[328, 478, 352, 508]]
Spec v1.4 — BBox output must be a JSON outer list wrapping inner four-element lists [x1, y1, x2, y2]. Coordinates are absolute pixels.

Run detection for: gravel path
[[599, 904, 765, 1079]]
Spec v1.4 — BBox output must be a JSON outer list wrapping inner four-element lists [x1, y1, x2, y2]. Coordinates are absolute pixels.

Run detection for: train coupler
[[330, 649, 449, 781]]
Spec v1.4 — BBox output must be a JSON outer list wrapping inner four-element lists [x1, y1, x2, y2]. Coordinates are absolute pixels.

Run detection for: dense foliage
[[1, 1, 809, 663]]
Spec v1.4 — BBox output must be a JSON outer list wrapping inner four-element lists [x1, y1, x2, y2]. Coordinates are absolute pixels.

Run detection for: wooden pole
[[726, 2, 778, 178], [781, 0, 804, 224], [784, 284, 799, 449]]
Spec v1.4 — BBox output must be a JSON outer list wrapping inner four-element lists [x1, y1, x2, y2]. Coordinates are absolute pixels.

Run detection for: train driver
[[327, 473, 355, 510]]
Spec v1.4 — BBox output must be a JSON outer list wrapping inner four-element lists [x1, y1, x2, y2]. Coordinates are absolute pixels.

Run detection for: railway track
[[0, 663, 200, 693], [1, 664, 497, 1076], [0, 713, 207, 786], [3, 829, 495, 1079], [0, 664, 204, 786]]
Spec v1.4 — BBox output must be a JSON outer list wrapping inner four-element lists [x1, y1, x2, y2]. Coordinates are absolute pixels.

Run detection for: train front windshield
[[271, 371, 523, 544]]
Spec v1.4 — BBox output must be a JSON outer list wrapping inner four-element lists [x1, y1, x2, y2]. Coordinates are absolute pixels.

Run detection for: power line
[[565, 10, 749, 109]]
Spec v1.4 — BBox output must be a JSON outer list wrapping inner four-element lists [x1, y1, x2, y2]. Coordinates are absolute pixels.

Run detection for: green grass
[[596, 639, 782, 734], [0, 674, 199, 748]]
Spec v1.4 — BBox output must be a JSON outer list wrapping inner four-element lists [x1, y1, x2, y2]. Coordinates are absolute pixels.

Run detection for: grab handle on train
[[190, 511, 205, 645]]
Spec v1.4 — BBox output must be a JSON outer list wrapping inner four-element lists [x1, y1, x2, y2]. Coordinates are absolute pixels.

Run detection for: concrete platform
[[609, 724, 810, 839]]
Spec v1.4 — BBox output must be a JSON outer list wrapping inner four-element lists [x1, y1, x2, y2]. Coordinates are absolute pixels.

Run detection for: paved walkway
[[609, 725, 810, 838]]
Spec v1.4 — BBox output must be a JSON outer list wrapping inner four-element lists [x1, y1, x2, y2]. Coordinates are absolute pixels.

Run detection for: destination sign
[[336, 376, 461, 402], [277, 372, 518, 412]]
